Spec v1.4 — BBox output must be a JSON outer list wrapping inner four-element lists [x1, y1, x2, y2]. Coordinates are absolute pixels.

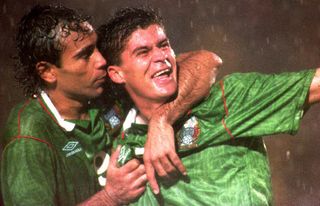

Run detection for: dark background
[[1, 0, 320, 205]]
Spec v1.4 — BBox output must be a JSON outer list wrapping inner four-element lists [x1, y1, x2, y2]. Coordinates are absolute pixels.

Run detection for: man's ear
[[36, 61, 57, 83], [108, 65, 125, 84]]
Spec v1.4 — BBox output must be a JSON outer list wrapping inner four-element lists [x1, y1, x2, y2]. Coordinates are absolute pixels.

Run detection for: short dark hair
[[15, 4, 92, 97], [97, 7, 164, 109], [97, 7, 164, 66]]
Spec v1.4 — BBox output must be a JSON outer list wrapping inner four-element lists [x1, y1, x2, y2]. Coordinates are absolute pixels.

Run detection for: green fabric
[[1, 97, 112, 206], [115, 70, 315, 206], [69, 109, 110, 163]]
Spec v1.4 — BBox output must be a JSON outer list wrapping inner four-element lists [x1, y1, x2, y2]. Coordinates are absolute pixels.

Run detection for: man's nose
[[153, 47, 167, 62], [94, 49, 107, 69]]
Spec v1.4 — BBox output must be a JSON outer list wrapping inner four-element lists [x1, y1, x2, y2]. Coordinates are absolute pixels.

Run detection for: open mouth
[[152, 68, 172, 78]]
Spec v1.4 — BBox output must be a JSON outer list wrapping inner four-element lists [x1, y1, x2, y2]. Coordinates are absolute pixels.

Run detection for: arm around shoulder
[[158, 50, 222, 124], [142, 50, 222, 194]]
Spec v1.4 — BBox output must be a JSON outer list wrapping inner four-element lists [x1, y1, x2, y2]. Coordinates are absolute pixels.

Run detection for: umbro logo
[[62, 141, 82, 157], [62, 141, 78, 151]]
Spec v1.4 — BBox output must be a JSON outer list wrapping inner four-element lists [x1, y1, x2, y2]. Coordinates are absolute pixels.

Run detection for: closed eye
[[74, 45, 95, 60], [158, 39, 170, 48], [133, 46, 151, 57]]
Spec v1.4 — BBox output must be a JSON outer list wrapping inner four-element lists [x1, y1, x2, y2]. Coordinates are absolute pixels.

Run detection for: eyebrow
[[132, 45, 150, 56], [131, 37, 169, 55], [73, 44, 95, 59], [157, 38, 170, 46]]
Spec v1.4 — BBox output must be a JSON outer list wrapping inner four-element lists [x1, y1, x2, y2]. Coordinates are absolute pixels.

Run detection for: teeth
[[153, 69, 170, 78]]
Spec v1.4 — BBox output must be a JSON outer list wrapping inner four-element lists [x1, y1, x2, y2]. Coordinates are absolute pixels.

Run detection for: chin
[[89, 88, 104, 98], [158, 88, 177, 99]]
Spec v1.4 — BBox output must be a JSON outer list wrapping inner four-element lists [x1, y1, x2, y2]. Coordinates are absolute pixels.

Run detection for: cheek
[[80, 64, 95, 79], [136, 57, 150, 68], [124, 59, 150, 79], [170, 48, 176, 58], [166, 49, 176, 64], [168, 56, 177, 69]]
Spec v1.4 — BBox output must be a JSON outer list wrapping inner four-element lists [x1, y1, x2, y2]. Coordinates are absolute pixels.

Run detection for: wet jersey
[[115, 70, 315, 206], [0, 91, 121, 205]]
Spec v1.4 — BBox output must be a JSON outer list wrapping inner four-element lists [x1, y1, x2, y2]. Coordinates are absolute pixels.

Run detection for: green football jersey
[[115, 70, 315, 206], [0, 91, 120, 205]]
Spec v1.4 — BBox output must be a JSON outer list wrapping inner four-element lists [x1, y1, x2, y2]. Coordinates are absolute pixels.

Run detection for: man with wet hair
[[99, 7, 320, 205], [98, 7, 222, 196], [2, 4, 144, 205], [1, 4, 219, 206]]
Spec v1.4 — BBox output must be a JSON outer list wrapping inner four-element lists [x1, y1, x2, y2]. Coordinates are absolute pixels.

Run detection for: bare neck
[[133, 99, 164, 124], [45, 90, 90, 120]]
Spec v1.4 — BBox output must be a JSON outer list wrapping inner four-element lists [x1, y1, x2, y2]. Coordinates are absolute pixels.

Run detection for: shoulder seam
[[37, 97, 60, 126], [219, 80, 229, 116], [4, 135, 53, 150]]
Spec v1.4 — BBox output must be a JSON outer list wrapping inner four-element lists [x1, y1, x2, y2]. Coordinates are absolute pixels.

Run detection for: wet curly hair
[[97, 7, 164, 109], [15, 4, 92, 97]]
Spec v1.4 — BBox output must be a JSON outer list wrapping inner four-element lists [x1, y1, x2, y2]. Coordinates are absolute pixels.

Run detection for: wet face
[[54, 27, 107, 101], [111, 24, 177, 105]]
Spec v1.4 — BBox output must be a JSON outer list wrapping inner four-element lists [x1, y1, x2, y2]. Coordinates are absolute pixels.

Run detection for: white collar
[[40, 90, 75, 132], [122, 107, 138, 131], [122, 107, 145, 156], [122, 107, 149, 130]]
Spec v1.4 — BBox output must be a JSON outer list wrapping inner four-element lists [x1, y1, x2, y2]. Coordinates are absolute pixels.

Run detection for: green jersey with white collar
[[115, 70, 315, 206]]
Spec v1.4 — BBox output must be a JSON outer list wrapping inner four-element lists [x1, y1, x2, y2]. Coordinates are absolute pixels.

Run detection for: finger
[[145, 160, 159, 194], [130, 185, 146, 200], [136, 186, 146, 195], [153, 158, 168, 178], [132, 174, 148, 189], [136, 164, 146, 176], [127, 164, 146, 181], [159, 155, 177, 175], [168, 152, 187, 176], [122, 158, 141, 173], [109, 145, 121, 168], [121, 186, 146, 205]]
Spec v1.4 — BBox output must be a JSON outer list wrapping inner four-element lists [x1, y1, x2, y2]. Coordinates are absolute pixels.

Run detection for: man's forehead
[[125, 24, 167, 49]]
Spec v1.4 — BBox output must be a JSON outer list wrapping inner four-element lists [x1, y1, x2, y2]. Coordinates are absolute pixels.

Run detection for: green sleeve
[[222, 70, 315, 138], [185, 70, 315, 150], [113, 70, 315, 162], [1, 138, 57, 206]]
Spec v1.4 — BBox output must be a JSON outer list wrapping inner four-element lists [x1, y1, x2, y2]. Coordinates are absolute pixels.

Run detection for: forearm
[[78, 190, 119, 206], [308, 68, 320, 104], [143, 50, 221, 189], [154, 50, 222, 124]]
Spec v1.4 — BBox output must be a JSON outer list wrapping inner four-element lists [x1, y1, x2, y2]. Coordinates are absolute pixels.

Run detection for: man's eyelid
[[74, 44, 95, 59], [133, 46, 150, 56], [159, 38, 170, 47]]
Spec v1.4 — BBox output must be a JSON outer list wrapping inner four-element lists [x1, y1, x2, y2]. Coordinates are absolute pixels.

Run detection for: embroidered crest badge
[[102, 104, 123, 135], [177, 116, 200, 149], [103, 109, 121, 128]]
